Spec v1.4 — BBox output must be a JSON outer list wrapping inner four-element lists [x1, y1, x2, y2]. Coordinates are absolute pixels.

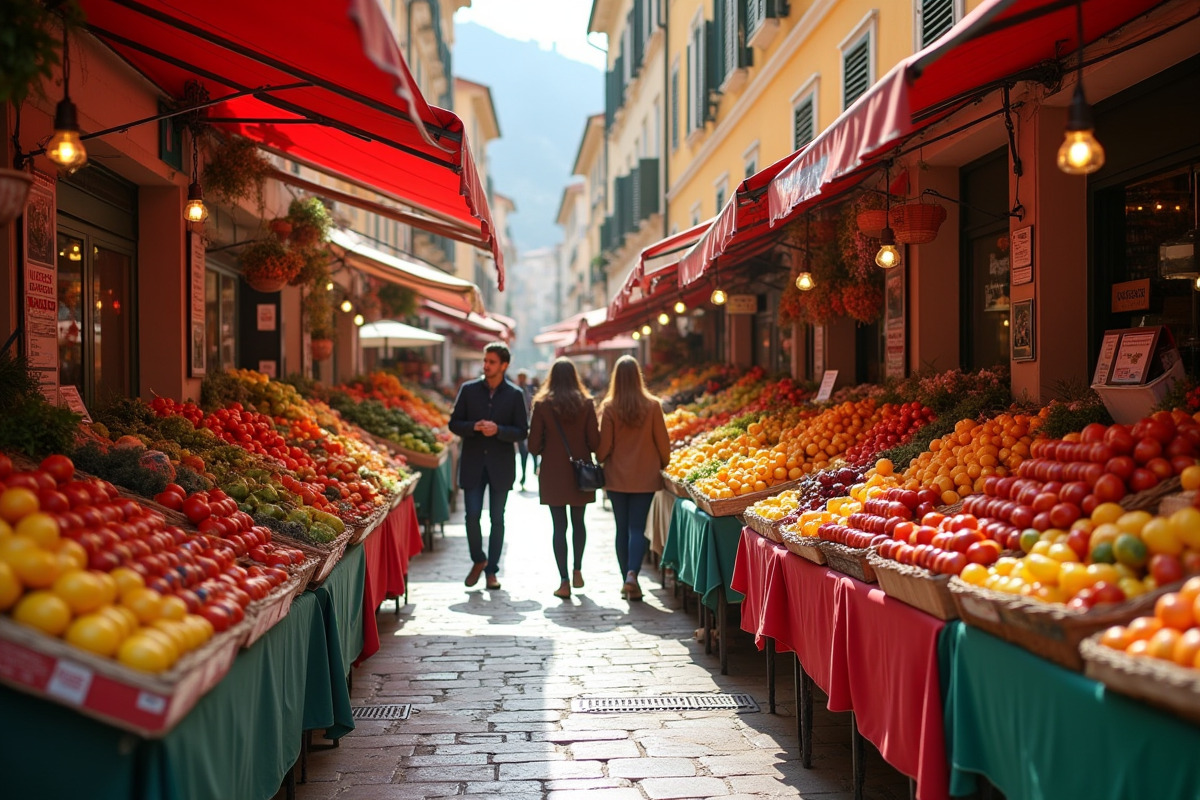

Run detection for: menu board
[[1092, 332, 1121, 386], [1110, 330, 1159, 385]]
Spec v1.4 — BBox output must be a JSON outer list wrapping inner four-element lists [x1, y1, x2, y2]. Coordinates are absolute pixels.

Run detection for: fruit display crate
[[398, 471, 422, 500], [780, 529, 826, 564], [1080, 633, 1200, 725], [347, 504, 390, 546], [0, 615, 249, 738], [274, 529, 353, 588], [741, 509, 783, 543], [1120, 476, 1181, 512], [660, 472, 690, 499], [867, 553, 957, 620], [1159, 490, 1196, 516], [393, 445, 447, 469], [817, 540, 877, 583], [242, 556, 318, 648], [948, 577, 1174, 671], [685, 478, 803, 518]]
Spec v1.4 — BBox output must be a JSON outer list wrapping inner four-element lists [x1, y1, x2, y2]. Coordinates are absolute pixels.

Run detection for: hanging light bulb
[[340, 299, 353, 313], [632, 330, 641, 340], [640, 324, 652, 335], [47, 24, 87, 170], [354, 313, 365, 326], [673, 300, 686, 314], [325, 281, 335, 292], [183, 182, 208, 223], [1193, 276, 1200, 292], [1056, 1, 1105, 175], [68, 242, 82, 262], [657, 312, 670, 325], [795, 272, 815, 291], [875, 227, 901, 269], [710, 288, 727, 305]]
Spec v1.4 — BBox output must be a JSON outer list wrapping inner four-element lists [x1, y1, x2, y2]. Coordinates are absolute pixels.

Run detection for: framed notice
[[814, 370, 839, 402], [1110, 329, 1160, 385], [1011, 299, 1036, 361], [726, 294, 757, 315], [189, 232, 206, 378], [23, 171, 58, 402], [256, 303, 277, 332], [812, 325, 825, 377], [1092, 332, 1121, 386], [1011, 225, 1033, 285]]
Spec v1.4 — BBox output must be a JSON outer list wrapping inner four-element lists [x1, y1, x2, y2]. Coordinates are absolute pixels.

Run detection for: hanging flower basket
[[268, 218, 293, 241], [245, 274, 288, 293], [890, 200, 947, 245], [240, 239, 302, 293], [0, 169, 33, 227], [856, 208, 889, 238], [311, 338, 334, 361]]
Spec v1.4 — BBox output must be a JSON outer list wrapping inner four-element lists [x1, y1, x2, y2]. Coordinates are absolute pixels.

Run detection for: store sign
[[23, 171, 58, 403], [725, 294, 758, 314], [1112, 279, 1150, 313], [189, 232, 206, 378], [885, 267, 906, 379], [1010, 226, 1033, 285]]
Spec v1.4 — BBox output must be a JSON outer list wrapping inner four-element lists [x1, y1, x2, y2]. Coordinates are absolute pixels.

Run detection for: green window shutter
[[842, 37, 870, 109], [793, 96, 814, 150], [722, 0, 736, 82], [630, 164, 642, 224], [748, 0, 764, 37], [919, 0, 955, 48], [704, 20, 719, 121], [632, 3, 644, 74], [638, 158, 660, 219], [670, 68, 680, 149]]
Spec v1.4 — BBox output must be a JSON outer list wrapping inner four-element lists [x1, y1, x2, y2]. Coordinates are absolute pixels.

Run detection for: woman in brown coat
[[527, 358, 601, 599], [595, 355, 670, 601]]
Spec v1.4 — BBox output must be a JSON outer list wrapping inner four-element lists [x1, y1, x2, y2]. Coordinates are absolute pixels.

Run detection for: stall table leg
[[795, 657, 813, 769], [717, 585, 728, 675], [765, 638, 776, 714], [850, 711, 865, 800]]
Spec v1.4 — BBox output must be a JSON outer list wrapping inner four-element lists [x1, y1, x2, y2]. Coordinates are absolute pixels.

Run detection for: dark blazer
[[449, 377, 529, 490], [527, 399, 600, 507]]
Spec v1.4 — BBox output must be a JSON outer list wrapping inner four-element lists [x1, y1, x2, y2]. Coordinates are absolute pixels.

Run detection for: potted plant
[[202, 134, 272, 211], [286, 196, 332, 249], [377, 282, 417, 320], [304, 287, 335, 360], [239, 239, 302, 293], [268, 217, 293, 241], [290, 245, 330, 287]]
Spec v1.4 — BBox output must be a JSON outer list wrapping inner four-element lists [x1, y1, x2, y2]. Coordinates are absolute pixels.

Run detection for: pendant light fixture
[[875, 166, 901, 269], [183, 133, 209, 223], [340, 298, 353, 313], [46, 22, 88, 171], [353, 313, 365, 326], [1056, 0, 1105, 175], [640, 324, 652, 336], [631, 330, 642, 340], [673, 300, 686, 314], [657, 311, 670, 325], [795, 215, 815, 291]]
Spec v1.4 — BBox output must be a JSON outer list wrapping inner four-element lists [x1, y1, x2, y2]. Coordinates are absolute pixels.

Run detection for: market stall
[[357, 496, 423, 663]]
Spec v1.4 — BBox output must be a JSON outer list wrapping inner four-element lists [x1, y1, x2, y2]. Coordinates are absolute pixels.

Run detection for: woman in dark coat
[[527, 358, 600, 599]]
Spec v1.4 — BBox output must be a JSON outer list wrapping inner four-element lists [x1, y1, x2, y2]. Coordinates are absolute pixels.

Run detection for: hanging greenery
[[0, 0, 84, 105], [202, 134, 272, 210], [286, 196, 332, 249], [290, 245, 331, 287], [377, 282, 417, 319], [239, 238, 303, 291], [303, 282, 336, 341]]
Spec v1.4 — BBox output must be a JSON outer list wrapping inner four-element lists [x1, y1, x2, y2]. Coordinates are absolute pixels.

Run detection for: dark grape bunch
[[781, 464, 869, 524]]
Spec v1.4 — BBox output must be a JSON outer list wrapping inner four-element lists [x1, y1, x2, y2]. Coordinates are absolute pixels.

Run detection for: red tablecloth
[[731, 528, 949, 800], [357, 497, 423, 663]]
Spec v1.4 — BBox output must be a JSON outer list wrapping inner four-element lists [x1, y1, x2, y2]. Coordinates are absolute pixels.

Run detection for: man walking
[[515, 370, 535, 489], [449, 342, 528, 590]]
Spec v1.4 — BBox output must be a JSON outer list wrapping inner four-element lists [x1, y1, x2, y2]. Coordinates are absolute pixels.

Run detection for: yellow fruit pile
[[0, 488, 213, 672], [901, 411, 1042, 505], [748, 488, 804, 521], [782, 460, 901, 538]]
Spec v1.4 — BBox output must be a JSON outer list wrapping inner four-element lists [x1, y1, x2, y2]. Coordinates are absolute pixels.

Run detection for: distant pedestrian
[[596, 355, 670, 601], [449, 342, 528, 591], [515, 369, 536, 489], [527, 358, 600, 599]]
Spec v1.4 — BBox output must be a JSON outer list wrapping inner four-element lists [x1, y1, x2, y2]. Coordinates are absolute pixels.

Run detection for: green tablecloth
[[660, 497, 745, 610], [939, 620, 1200, 799], [0, 587, 356, 800], [411, 458, 452, 525], [313, 542, 365, 683]]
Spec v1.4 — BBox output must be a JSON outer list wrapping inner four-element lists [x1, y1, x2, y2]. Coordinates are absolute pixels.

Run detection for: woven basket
[[686, 478, 804, 518], [660, 471, 691, 499], [243, 557, 317, 648], [818, 540, 876, 583], [855, 208, 889, 238], [244, 274, 288, 293], [1081, 634, 1200, 725], [742, 508, 784, 542], [311, 338, 334, 361], [1158, 490, 1195, 516], [890, 201, 947, 245], [274, 528, 353, 587], [868, 553, 957, 620], [1120, 476, 1182, 512], [780, 529, 826, 564], [948, 577, 1175, 671]]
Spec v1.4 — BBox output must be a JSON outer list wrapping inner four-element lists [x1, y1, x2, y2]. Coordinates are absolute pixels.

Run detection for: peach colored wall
[[908, 166, 962, 373], [137, 186, 191, 401], [824, 316, 857, 380], [729, 313, 753, 368]]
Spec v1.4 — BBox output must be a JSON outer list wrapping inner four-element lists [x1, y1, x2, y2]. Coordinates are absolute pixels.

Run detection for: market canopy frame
[[79, 0, 505, 288]]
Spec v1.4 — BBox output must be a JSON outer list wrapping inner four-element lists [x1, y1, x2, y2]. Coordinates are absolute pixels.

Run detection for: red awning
[[680, 0, 1166, 287], [422, 299, 514, 343], [80, 0, 505, 289], [612, 220, 711, 316]]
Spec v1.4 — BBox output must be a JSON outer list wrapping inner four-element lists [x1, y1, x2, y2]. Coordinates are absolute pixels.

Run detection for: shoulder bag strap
[[550, 412, 577, 460]]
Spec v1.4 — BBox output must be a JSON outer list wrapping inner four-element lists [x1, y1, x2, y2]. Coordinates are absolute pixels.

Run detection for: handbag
[[551, 412, 605, 491]]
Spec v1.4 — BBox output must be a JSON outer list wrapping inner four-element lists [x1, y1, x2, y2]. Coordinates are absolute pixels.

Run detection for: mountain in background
[[453, 23, 602, 253]]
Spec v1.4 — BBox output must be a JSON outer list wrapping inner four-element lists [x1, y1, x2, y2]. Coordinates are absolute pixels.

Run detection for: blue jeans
[[608, 491, 654, 578], [463, 467, 510, 576]]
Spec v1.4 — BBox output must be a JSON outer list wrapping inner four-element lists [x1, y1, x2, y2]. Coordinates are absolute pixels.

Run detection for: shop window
[[56, 227, 134, 407], [959, 149, 1010, 369], [205, 267, 239, 372]]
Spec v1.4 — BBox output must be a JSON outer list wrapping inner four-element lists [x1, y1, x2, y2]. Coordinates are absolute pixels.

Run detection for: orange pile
[[1100, 576, 1200, 668]]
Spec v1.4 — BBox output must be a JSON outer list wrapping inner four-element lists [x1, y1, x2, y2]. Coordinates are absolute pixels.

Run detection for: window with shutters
[[916, 0, 959, 49], [747, 0, 787, 49], [687, 13, 705, 134], [670, 60, 680, 150], [743, 142, 759, 179], [840, 16, 874, 110], [718, 0, 751, 90], [623, 23, 633, 84], [792, 93, 814, 149], [714, 173, 729, 214]]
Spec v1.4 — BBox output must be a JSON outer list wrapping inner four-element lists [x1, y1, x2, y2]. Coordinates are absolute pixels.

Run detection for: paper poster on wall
[[189, 232, 206, 377], [258, 360, 278, 378], [23, 171, 58, 402], [1092, 332, 1121, 386], [256, 303, 277, 332], [812, 325, 825, 377], [885, 266, 906, 379], [1011, 226, 1033, 285]]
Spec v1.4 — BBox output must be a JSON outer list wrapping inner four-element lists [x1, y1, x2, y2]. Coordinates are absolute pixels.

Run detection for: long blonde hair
[[532, 358, 591, 421], [600, 355, 659, 426]]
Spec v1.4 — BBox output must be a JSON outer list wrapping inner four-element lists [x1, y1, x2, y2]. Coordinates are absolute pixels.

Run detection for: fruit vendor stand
[[660, 497, 746, 674], [357, 496, 423, 663], [410, 455, 453, 550], [940, 622, 1200, 800]]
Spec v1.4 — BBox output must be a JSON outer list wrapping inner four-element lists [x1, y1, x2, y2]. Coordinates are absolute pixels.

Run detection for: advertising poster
[[189, 232, 206, 377], [885, 266, 906, 379], [23, 171, 58, 402]]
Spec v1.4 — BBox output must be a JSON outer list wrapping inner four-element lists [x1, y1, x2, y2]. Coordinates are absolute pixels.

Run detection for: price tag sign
[[814, 370, 839, 402], [58, 385, 92, 422]]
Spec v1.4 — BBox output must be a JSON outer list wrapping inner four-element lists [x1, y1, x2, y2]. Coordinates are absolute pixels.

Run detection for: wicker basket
[[274, 528, 353, 587], [394, 445, 447, 469], [1121, 476, 1182, 512], [818, 540, 876, 583], [1081, 634, 1200, 725], [868, 553, 957, 620], [856, 208, 889, 238], [686, 477, 804, 518], [1158, 490, 1196, 516], [243, 557, 317, 648], [890, 201, 947, 245], [661, 471, 691, 499], [0, 615, 248, 738], [948, 577, 1174, 671], [780, 529, 826, 564], [742, 508, 784, 542]]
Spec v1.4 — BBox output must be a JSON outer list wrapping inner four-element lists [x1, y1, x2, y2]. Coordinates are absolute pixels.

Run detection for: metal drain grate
[[572, 693, 759, 713], [351, 704, 412, 721]]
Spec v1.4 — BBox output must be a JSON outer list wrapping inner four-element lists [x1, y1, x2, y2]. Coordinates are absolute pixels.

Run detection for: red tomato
[[39, 454, 75, 484], [182, 495, 212, 524]]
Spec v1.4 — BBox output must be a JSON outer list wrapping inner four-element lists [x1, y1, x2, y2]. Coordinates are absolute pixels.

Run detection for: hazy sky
[[454, 0, 606, 70]]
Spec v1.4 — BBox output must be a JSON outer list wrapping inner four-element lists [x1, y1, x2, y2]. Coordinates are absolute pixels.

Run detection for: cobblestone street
[[295, 480, 911, 799]]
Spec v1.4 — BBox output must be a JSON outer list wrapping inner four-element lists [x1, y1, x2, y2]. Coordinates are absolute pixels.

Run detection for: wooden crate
[[1081, 634, 1200, 725], [868, 554, 957, 620], [686, 478, 803, 518], [274, 528, 353, 588], [817, 540, 876, 583], [0, 616, 247, 738], [243, 557, 317, 648], [780, 529, 826, 564], [660, 471, 691, 499]]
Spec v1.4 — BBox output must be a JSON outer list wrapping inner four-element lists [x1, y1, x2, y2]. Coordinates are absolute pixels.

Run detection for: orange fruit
[[1100, 625, 1133, 651], [14, 512, 59, 548], [52, 569, 108, 615], [0, 488, 38, 524], [0, 561, 22, 611], [7, 546, 60, 589], [116, 633, 174, 673], [1172, 628, 1200, 668], [1168, 508, 1200, 550], [1155, 592, 1194, 631], [1179, 576, 1200, 608], [54, 539, 87, 571], [0, 535, 36, 565], [158, 595, 188, 621], [64, 613, 123, 657], [121, 587, 164, 625], [1146, 628, 1182, 660], [1126, 639, 1151, 657], [110, 567, 145, 597], [1180, 464, 1200, 492], [1126, 615, 1164, 642], [99, 604, 139, 638], [0, 519, 12, 539], [12, 591, 71, 636]]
